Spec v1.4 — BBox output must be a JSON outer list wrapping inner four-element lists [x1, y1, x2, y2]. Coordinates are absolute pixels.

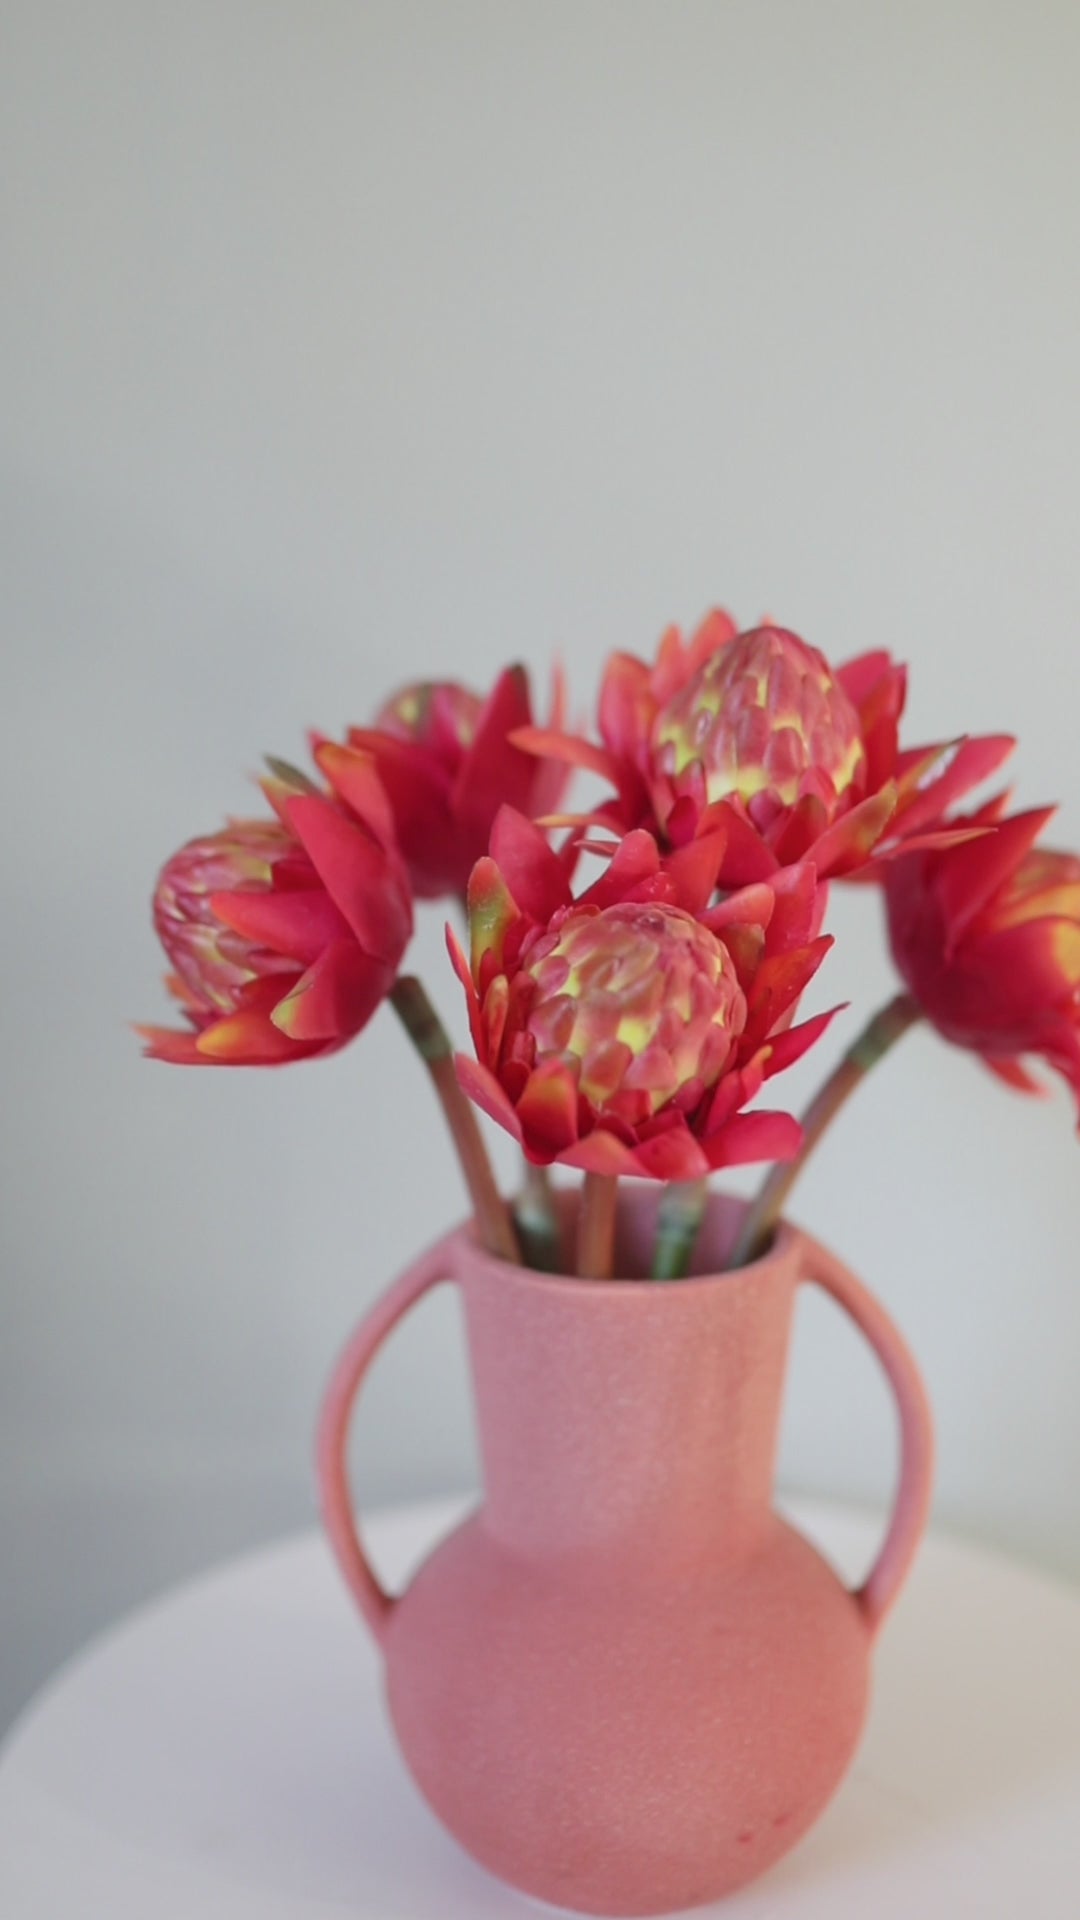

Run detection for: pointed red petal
[[983, 1054, 1048, 1096], [208, 887, 349, 964], [763, 861, 826, 951], [704, 1109, 802, 1168], [314, 742, 399, 850], [270, 939, 389, 1041], [762, 1005, 845, 1076], [710, 804, 781, 886], [743, 936, 833, 1046], [628, 1126, 710, 1181], [135, 1024, 209, 1064], [194, 1008, 312, 1063], [894, 734, 1015, 839], [768, 792, 830, 866], [454, 665, 539, 829], [285, 794, 413, 964], [489, 807, 573, 922], [467, 856, 520, 976], [935, 807, 1058, 945], [703, 883, 775, 935], [835, 650, 899, 708], [445, 923, 485, 1056], [580, 830, 662, 908], [454, 1054, 524, 1142], [511, 725, 618, 783], [597, 649, 656, 757], [810, 787, 897, 877], [556, 1130, 644, 1176], [664, 830, 726, 913], [516, 1060, 581, 1155]]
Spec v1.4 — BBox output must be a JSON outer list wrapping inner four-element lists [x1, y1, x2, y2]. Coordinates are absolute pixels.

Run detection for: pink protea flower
[[885, 797, 1080, 1112], [449, 807, 836, 1179], [515, 613, 1013, 886], [335, 665, 568, 900], [140, 761, 412, 1065]]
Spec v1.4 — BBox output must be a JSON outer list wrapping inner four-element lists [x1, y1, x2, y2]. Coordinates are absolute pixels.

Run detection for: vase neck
[[460, 1243, 799, 1566]]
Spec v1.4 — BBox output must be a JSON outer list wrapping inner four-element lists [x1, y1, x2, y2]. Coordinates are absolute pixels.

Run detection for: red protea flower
[[516, 612, 1013, 886], [335, 665, 568, 901], [449, 807, 836, 1179], [140, 762, 412, 1065], [885, 798, 1080, 1113]]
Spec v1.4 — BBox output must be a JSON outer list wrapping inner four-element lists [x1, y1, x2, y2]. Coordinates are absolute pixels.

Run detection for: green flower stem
[[731, 991, 923, 1269], [577, 1172, 618, 1279], [390, 976, 521, 1265], [514, 1161, 563, 1272], [651, 1178, 709, 1280]]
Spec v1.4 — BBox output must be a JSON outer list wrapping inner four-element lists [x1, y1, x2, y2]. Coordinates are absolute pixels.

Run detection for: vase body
[[318, 1187, 933, 1916]]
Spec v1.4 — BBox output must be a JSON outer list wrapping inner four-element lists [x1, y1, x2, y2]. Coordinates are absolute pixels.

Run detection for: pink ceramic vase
[[317, 1188, 933, 1915]]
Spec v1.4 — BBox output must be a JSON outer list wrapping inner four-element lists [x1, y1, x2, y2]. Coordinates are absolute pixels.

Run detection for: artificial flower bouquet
[[138, 613, 1080, 1914], [141, 615, 1077, 1282]]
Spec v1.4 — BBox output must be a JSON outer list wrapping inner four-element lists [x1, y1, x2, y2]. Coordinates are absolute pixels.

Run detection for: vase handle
[[797, 1230, 935, 1639], [316, 1233, 460, 1649]]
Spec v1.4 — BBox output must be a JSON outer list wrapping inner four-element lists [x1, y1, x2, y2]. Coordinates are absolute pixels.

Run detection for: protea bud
[[140, 764, 413, 1065], [152, 822, 302, 1017], [886, 803, 1080, 1112], [512, 611, 1013, 885], [337, 664, 568, 901], [374, 681, 484, 770], [522, 903, 746, 1125], [650, 625, 866, 826], [450, 806, 836, 1180]]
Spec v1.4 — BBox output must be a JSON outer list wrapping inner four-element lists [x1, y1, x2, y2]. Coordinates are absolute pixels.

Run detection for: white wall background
[[3, 0, 1080, 1735]]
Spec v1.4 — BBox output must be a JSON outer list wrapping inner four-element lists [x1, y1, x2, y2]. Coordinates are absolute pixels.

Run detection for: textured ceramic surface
[[318, 1188, 933, 1915]]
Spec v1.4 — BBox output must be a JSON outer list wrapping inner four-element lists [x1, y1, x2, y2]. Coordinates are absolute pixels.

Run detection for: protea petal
[[208, 887, 351, 965], [663, 829, 727, 913], [983, 1055, 1048, 1095], [136, 1023, 209, 1064], [314, 741, 400, 851], [445, 923, 485, 1055], [625, 1126, 710, 1181], [453, 665, 537, 831], [706, 802, 782, 885], [895, 734, 1015, 840], [760, 861, 824, 951], [489, 806, 573, 923], [285, 794, 412, 964], [454, 1053, 525, 1141], [580, 830, 662, 907], [556, 1130, 648, 1177], [835, 649, 898, 708], [703, 1109, 803, 1168], [934, 806, 1057, 947], [597, 649, 657, 758], [810, 787, 898, 878], [270, 940, 389, 1041], [467, 856, 520, 977], [516, 1060, 581, 1155], [703, 884, 775, 936], [762, 1004, 845, 1076], [194, 1007, 310, 1063], [511, 725, 619, 783]]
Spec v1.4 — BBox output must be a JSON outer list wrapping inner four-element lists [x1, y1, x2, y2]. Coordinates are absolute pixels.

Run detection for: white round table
[[2, 1497, 1079, 1918]]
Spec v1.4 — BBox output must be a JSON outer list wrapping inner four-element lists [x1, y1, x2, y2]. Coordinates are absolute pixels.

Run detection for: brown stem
[[731, 991, 923, 1269], [390, 976, 520, 1264], [577, 1172, 618, 1279]]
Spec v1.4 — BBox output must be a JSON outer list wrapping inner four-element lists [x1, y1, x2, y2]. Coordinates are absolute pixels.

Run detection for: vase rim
[[457, 1187, 802, 1298]]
